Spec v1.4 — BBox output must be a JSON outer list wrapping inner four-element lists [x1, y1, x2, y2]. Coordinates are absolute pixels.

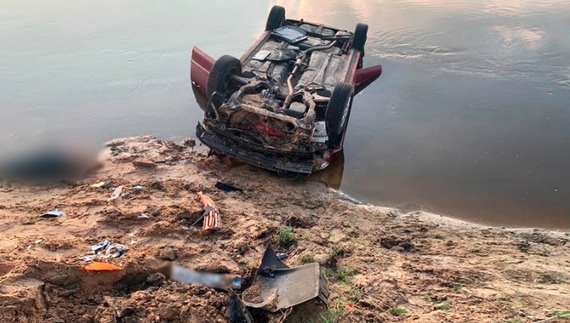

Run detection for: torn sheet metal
[[40, 208, 66, 218], [241, 244, 329, 312]]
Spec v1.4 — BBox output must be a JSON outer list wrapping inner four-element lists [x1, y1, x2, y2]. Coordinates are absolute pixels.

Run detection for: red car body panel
[[190, 46, 215, 92]]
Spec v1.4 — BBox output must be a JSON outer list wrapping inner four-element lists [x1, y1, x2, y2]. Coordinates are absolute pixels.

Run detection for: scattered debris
[[91, 180, 111, 188], [26, 239, 43, 250], [80, 262, 123, 272], [215, 181, 244, 193], [197, 192, 220, 231], [241, 244, 329, 312], [80, 240, 128, 261], [108, 186, 123, 201], [40, 208, 66, 218], [137, 213, 150, 219]]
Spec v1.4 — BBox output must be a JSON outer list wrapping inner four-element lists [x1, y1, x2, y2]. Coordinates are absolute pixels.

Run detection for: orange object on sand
[[197, 191, 220, 231], [80, 262, 123, 272]]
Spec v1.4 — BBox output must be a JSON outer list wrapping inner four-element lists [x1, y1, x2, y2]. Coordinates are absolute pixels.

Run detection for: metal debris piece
[[190, 207, 213, 227], [271, 25, 307, 43], [105, 244, 127, 258], [108, 186, 123, 201], [227, 289, 255, 323], [133, 185, 143, 190], [241, 244, 329, 312], [91, 240, 111, 252], [215, 182, 244, 193], [197, 192, 220, 231], [40, 208, 66, 218], [138, 213, 150, 219]]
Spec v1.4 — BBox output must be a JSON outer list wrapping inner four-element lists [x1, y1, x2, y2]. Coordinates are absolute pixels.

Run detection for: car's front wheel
[[325, 82, 354, 148], [206, 55, 242, 99]]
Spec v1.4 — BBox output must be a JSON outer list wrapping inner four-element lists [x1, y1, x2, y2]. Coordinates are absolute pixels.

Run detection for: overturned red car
[[191, 5, 382, 176]]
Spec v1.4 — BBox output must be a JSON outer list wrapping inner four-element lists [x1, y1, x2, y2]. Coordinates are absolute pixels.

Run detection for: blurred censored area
[[0, 134, 102, 185]]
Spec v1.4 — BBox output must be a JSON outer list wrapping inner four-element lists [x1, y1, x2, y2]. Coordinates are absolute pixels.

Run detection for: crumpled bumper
[[196, 122, 315, 175]]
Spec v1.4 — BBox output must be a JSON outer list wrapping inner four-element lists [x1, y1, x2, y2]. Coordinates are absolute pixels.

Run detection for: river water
[[1, 0, 569, 228]]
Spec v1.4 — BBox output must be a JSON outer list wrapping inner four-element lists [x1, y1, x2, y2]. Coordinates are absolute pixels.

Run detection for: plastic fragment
[[108, 186, 123, 201], [80, 262, 123, 272]]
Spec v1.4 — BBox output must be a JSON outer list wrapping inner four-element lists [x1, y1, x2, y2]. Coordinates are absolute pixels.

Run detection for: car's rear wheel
[[325, 82, 354, 147], [266, 5, 285, 31], [206, 55, 242, 99], [353, 23, 368, 53]]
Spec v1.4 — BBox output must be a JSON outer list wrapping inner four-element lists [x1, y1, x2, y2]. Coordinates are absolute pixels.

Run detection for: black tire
[[353, 23, 368, 53], [326, 82, 354, 137], [265, 5, 285, 31], [206, 55, 242, 99]]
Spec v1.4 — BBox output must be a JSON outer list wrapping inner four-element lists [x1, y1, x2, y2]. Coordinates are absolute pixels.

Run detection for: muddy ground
[[0, 136, 569, 323]]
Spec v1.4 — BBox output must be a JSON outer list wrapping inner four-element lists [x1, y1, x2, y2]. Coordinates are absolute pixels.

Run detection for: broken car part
[[197, 192, 220, 231], [241, 244, 329, 312]]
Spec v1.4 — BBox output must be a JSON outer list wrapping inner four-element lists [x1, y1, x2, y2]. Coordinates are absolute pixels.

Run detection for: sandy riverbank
[[0, 135, 569, 323]]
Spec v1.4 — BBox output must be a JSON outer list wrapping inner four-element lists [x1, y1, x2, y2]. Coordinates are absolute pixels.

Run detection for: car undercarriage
[[191, 6, 382, 175]]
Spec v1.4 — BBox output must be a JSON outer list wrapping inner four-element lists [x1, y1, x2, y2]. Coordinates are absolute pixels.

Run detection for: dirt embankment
[[0, 136, 569, 323]]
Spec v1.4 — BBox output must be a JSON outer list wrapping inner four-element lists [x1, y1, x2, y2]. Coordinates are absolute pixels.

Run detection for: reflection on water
[[1, 0, 569, 228]]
